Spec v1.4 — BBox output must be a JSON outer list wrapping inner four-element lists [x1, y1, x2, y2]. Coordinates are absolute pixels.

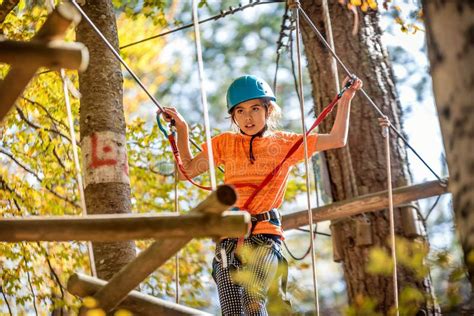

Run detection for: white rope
[[192, 0, 217, 191], [60, 69, 97, 277], [174, 164, 180, 304], [322, 0, 339, 91], [291, 3, 320, 315], [382, 121, 399, 315]]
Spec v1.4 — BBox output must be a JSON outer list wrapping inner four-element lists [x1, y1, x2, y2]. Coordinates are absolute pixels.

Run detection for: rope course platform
[[282, 178, 449, 230], [0, 3, 88, 122]]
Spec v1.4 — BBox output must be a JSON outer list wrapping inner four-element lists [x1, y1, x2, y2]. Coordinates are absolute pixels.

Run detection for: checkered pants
[[212, 235, 286, 316]]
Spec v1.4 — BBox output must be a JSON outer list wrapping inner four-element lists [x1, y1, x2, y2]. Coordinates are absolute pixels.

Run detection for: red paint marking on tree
[[103, 146, 112, 153], [90, 133, 117, 168]]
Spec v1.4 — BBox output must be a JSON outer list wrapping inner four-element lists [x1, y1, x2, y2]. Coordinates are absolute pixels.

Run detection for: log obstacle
[[282, 178, 449, 230], [73, 185, 240, 314], [0, 212, 249, 242], [0, 40, 88, 71], [68, 273, 211, 316], [0, 179, 448, 242], [0, 3, 87, 123]]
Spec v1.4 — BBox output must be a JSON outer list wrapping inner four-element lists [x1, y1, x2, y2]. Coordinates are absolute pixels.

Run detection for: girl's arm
[[315, 77, 362, 151], [162, 107, 210, 180]]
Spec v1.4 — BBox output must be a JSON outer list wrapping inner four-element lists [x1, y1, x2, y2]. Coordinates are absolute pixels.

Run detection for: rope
[[280, 7, 321, 263], [174, 164, 180, 304], [273, 3, 290, 92], [290, 2, 320, 314], [297, 7, 444, 183], [60, 69, 97, 277], [192, 0, 217, 191], [120, 1, 286, 50], [382, 121, 399, 315]]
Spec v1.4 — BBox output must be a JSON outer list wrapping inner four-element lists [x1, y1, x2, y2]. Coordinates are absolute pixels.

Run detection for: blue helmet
[[226, 75, 276, 113]]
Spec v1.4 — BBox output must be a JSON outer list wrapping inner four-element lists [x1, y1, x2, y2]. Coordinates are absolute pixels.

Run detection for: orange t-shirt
[[202, 131, 318, 237]]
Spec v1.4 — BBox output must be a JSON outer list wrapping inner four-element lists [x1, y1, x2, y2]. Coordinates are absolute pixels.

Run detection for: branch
[[22, 97, 70, 133], [0, 0, 19, 25], [36, 242, 66, 301], [0, 285, 13, 316], [0, 174, 24, 211], [15, 106, 72, 143], [22, 245, 39, 316], [0, 148, 79, 208]]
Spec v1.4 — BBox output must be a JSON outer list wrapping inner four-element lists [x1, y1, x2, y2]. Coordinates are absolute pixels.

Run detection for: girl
[[162, 74, 362, 315]]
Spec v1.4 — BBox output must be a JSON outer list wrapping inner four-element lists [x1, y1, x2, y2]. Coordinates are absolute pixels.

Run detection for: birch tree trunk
[[422, 0, 474, 312], [300, 0, 439, 313], [76, 0, 136, 280]]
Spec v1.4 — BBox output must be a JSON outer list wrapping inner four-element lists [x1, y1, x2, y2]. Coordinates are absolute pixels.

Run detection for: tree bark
[[0, 0, 19, 25], [422, 0, 474, 310], [76, 0, 135, 280], [300, 0, 439, 313]]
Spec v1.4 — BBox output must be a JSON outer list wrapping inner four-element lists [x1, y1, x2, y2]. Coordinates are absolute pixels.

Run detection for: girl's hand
[[159, 107, 188, 131], [378, 115, 390, 128], [342, 76, 363, 99]]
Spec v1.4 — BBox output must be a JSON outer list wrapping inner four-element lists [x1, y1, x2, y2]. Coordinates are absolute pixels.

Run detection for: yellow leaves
[[83, 297, 106, 316], [389, 5, 424, 34], [467, 249, 474, 265], [344, 294, 382, 316], [117, 13, 171, 120], [86, 309, 106, 316], [367, 0, 377, 9], [366, 247, 393, 276], [114, 310, 133, 316], [347, 0, 377, 12], [366, 237, 430, 280]]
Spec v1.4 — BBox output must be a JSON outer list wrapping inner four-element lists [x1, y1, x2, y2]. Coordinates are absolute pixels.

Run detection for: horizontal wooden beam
[[0, 3, 82, 123], [0, 40, 88, 71], [0, 211, 249, 242], [67, 273, 211, 316], [89, 185, 238, 313], [34, 3, 81, 42], [282, 178, 449, 230]]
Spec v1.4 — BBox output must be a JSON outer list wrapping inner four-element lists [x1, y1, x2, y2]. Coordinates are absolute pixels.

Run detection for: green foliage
[[112, 0, 168, 25]]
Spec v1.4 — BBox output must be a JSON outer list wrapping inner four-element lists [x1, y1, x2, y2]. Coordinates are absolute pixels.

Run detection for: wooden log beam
[[68, 273, 211, 316], [0, 3, 82, 122], [282, 179, 449, 230], [0, 40, 88, 71], [0, 211, 249, 242], [84, 185, 239, 313]]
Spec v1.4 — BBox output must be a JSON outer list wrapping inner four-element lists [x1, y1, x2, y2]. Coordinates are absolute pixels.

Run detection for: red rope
[[166, 92, 343, 207], [241, 93, 341, 210]]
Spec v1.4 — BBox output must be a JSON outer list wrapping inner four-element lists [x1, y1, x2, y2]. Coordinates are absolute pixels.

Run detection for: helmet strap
[[240, 124, 267, 164]]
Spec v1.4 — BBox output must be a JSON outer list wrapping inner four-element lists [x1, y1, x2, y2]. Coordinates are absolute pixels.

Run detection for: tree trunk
[[76, 0, 136, 280], [422, 0, 474, 311], [300, 0, 439, 313]]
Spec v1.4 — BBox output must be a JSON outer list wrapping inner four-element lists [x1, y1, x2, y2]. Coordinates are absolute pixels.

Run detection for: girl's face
[[232, 99, 271, 135]]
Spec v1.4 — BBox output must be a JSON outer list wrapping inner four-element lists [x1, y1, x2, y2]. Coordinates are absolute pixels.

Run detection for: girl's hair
[[229, 98, 281, 132]]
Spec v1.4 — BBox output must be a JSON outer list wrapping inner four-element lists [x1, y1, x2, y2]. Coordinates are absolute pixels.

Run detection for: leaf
[[366, 247, 393, 276]]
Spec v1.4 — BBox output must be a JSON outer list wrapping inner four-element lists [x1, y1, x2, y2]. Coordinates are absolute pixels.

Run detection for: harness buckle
[[260, 212, 271, 222]]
